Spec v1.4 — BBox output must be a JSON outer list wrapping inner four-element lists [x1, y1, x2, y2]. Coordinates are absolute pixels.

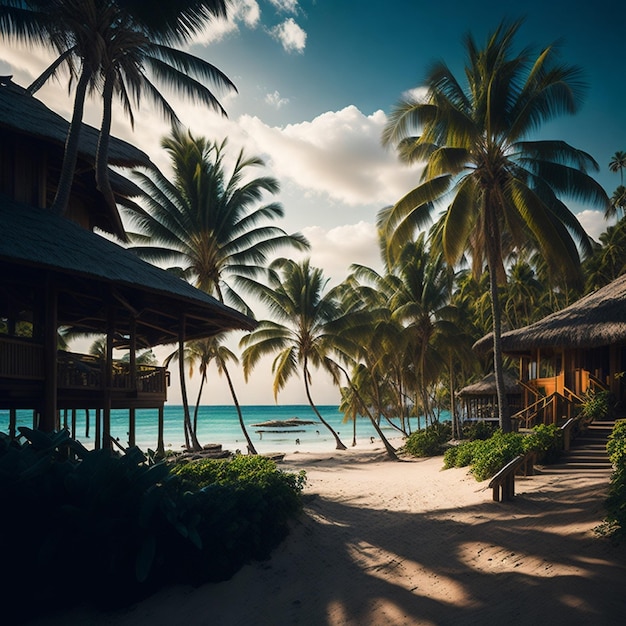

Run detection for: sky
[[1, 0, 625, 406]]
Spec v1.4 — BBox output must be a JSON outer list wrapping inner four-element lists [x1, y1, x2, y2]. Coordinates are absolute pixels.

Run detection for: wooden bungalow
[[0, 77, 256, 453], [474, 274, 626, 425], [457, 372, 522, 422]]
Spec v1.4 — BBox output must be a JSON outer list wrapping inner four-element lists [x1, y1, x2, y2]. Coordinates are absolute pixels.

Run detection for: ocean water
[[0, 405, 439, 455]]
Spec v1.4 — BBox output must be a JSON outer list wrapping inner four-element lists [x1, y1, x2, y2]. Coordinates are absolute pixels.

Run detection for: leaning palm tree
[[0, 0, 232, 217], [240, 258, 348, 451], [126, 130, 308, 451], [382, 20, 609, 432]]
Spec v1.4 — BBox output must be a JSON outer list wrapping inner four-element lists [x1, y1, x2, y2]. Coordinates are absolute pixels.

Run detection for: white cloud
[[238, 105, 420, 208], [191, 0, 261, 45], [265, 90, 289, 109], [291, 222, 383, 285], [576, 209, 611, 243], [270, 18, 307, 53], [268, 0, 300, 13]]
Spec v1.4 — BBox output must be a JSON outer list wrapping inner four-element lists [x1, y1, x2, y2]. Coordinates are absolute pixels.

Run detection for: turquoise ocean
[[1, 405, 438, 455]]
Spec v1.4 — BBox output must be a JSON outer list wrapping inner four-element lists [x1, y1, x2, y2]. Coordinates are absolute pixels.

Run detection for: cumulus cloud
[[294, 222, 383, 285], [191, 0, 261, 45], [265, 90, 289, 109], [270, 18, 307, 53], [576, 209, 611, 243], [238, 106, 420, 208]]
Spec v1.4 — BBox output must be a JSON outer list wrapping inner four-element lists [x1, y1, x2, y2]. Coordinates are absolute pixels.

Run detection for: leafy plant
[[603, 419, 626, 539], [404, 422, 452, 457], [579, 390, 616, 424]]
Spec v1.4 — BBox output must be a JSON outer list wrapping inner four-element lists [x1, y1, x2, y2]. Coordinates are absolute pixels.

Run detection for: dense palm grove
[[2, 2, 626, 618]]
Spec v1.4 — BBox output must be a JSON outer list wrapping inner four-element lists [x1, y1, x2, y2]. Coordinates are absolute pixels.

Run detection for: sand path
[[28, 445, 626, 625]]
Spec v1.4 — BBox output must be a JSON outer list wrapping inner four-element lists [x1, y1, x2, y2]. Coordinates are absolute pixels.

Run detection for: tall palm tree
[[609, 151, 626, 185], [381, 20, 608, 431], [606, 185, 626, 220], [240, 258, 348, 451], [127, 129, 308, 451], [1, 1, 232, 217]]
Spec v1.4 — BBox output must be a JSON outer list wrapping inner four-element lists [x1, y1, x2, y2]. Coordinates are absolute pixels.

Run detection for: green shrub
[[462, 420, 497, 441], [469, 431, 525, 482], [579, 390, 615, 424], [404, 422, 451, 457], [0, 430, 306, 620], [524, 423, 562, 463], [604, 420, 626, 538]]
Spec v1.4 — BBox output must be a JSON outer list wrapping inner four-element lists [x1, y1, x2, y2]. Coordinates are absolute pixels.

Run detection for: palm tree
[[381, 20, 609, 431], [609, 151, 626, 184], [169, 337, 258, 454], [127, 129, 308, 451], [1, 1, 232, 217], [606, 185, 626, 220], [240, 258, 348, 451]]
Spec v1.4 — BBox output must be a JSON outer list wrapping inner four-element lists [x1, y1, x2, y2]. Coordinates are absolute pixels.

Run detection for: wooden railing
[[0, 336, 44, 379], [1, 339, 167, 395], [512, 390, 581, 430]]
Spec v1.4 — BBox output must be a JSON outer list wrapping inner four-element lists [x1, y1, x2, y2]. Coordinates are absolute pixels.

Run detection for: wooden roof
[[0, 76, 150, 167], [458, 372, 521, 397], [0, 198, 256, 346], [474, 273, 626, 354]]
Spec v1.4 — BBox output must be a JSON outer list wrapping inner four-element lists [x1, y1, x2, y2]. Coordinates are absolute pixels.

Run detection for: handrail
[[588, 373, 609, 393], [512, 393, 556, 429], [562, 386, 583, 405], [517, 378, 544, 399], [488, 454, 527, 502], [560, 417, 576, 451]]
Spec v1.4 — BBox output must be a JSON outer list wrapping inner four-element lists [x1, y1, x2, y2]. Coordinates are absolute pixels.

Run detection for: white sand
[[28, 441, 626, 625]]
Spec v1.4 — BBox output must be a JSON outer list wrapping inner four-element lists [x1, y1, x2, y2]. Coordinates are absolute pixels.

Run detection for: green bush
[[404, 422, 452, 457], [579, 389, 616, 424], [0, 430, 305, 621], [462, 420, 497, 441], [524, 423, 562, 463], [604, 420, 626, 538], [470, 431, 525, 481]]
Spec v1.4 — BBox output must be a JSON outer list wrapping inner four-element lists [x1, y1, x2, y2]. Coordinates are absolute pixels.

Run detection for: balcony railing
[[1, 337, 167, 395]]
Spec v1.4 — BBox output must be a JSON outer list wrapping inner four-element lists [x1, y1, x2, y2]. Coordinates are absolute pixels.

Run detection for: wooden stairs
[[540, 419, 615, 475]]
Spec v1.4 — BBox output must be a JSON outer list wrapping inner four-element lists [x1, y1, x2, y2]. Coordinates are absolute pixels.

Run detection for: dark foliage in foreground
[[0, 428, 305, 622]]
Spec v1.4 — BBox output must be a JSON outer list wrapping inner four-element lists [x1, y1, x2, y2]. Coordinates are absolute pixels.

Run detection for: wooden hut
[[0, 77, 256, 452], [474, 273, 626, 419], [457, 372, 522, 422]]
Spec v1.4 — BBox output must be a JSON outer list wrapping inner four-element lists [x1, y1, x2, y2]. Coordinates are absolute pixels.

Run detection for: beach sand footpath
[[28, 442, 626, 626]]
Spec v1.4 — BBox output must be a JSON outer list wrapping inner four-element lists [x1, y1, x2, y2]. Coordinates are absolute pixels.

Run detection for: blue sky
[[1, 0, 625, 405]]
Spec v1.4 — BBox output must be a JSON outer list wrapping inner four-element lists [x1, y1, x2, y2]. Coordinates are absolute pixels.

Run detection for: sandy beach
[[28, 441, 626, 626]]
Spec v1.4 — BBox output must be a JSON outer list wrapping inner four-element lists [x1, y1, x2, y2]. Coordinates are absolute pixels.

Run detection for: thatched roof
[[474, 273, 626, 355], [458, 372, 521, 397], [0, 76, 150, 167], [0, 198, 256, 346]]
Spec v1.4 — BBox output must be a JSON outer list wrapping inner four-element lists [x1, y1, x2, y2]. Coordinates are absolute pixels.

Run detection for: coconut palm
[[609, 151, 626, 185], [240, 258, 348, 451], [381, 20, 609, 431], [606, 185, 626, 220], [0, 0, 232, 217], [126, 129, 308, 451]]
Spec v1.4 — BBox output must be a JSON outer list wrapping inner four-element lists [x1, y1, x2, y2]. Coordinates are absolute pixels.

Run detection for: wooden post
[[129, 316, 137, 448], [41, 274, 57, 432], [156, 406, 165, 459], [103, 302, 115, 450]]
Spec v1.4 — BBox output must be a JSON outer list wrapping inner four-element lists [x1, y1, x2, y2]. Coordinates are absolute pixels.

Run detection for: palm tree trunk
[[95, 74, 119, 221], [488, 257, 512, 433], [339, 364, 397, 459], [51, 66, 91, 215], [303, 364, 347, 450], [178, 335, 201, 451], [193, 371, 207, 435], [222, 362, 258, 455]]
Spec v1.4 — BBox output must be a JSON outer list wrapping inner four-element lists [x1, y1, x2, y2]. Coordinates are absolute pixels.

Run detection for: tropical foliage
[[381, 19, 609, 432], [0, 428, 305, 619], [0, 0, 233, 218]]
